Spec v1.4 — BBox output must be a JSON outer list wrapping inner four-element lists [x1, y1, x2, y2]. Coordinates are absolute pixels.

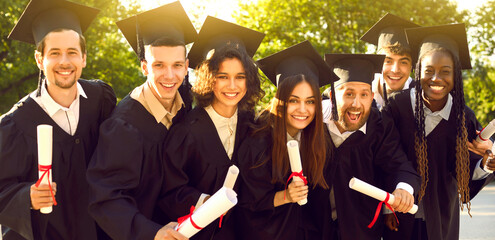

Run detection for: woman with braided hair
[[382, 23, 493, 240]]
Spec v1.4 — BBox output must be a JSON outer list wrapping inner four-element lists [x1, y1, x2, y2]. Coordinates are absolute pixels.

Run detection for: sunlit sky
[[120, 0, 246, 27], [455, 0, 487, 11], [122, 0, 487, 24]]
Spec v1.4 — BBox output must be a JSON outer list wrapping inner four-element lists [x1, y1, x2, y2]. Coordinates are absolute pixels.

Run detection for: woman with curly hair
[[382, 23, 493, 240], [161, 17, 264, 240], [236, 41, 334, 240]]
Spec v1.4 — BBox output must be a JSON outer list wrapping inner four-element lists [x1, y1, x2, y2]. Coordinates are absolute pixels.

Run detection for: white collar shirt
[[30, 81, 87, 136], [410, 88, 452, 136], [204, 105, 238, 160], [372, 74, 413, 111]]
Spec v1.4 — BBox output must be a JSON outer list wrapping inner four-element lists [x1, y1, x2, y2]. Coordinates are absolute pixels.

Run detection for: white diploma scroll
[[223, 165, 239, 189], [476, 119, 495, 142], [176, 187, 237, 238], [37, 125, 53, 214], [287, 140, 307, 205], [349, 177, 418, 214]]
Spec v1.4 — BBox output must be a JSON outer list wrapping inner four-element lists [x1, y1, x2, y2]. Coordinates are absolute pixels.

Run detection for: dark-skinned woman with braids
[[381, 24, 494, 240]]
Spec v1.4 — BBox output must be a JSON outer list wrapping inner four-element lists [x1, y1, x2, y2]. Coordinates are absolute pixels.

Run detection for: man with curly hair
[[360, 13, 420, 110]]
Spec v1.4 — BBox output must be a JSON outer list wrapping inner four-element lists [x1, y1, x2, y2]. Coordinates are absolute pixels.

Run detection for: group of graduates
[[0, 0, 494, 240]]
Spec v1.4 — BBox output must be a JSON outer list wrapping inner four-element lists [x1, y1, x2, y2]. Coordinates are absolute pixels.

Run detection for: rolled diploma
[[349, 177, 418, 214], [37, 125, 53, 214], [287, 140, 307, 205], [177, 187, 237, 238], [476, 119, 495, 142], [223, 165, 239, 189]]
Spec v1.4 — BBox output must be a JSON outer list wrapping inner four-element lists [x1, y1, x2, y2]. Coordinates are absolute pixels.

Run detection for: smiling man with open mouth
[[310, 53, 419, 240]]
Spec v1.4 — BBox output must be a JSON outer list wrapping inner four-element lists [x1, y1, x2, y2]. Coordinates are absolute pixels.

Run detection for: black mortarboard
[[324, 54, 385, 86], [360, 13, 420, 51], [257, 40, 338, 87], [187, 16, 265, 69], [116, 1, 197, 57], [8, 0, 99, 45], [406, 23, 471, 69]]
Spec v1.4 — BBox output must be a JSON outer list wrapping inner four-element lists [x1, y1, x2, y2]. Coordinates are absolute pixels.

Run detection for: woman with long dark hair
[[161, 17, 264, 240], [382, 23, 493, 240], [236, 41, 335, 240]]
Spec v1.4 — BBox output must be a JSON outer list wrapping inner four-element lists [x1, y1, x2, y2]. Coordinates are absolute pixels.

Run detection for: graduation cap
[[116, 1, 197, 58], [8, 0, 100, 45], [324, 54, 385, 87], [257, 40, 338, 88], [360, 13, 420, 52], [187, 16, 265, 69], [406, 23, 471, 69]]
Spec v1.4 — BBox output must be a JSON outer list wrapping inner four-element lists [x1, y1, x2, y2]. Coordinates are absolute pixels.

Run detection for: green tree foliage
[[0, 0, 39, 112], [464, 61, 495, 126], [234, 0, 467, 109], [80, 0, 142, 100], [463, 0, 495, 126], [0, 0, 143, 114]]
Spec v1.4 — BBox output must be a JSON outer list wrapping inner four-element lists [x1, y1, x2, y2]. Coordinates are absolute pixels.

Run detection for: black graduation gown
[[236, 130, 313, 240], [309, 107, 420, 240], [381, 89, 489, 240], [86, 94, 188, 240], [161, 107, 252, 240], [0, 80, 116, 240]]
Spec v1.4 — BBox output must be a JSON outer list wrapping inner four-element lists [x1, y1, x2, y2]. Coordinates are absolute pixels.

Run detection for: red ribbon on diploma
[[218, 214, 224, 228], [177, 206, 202, 230], [478, 127, 488, 141], [34, 164, 57, 206], [284, 171, 308, 200], [367, 193, 398, 228]]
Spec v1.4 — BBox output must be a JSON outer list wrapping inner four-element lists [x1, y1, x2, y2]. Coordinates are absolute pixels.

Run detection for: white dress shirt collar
[[410, 88, 452, 136], [372, 74, 413, 110], [204, 105, 238, 159], [30, 81, 86, 135], [38, 81, 87, 117], [287, 130, 302, 143], [326, 121, 367, 148]]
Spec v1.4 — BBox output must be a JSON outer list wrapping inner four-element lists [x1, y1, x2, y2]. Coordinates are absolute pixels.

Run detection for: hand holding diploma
[[285, 181, 308, 203], [482, 148, 494, 174], [155, 222, 188, 240], [35, 124, 56, 214], [30, 182, 57, 210], [349, 177, 418, 214], [286, 140, 308, 205], [390, 188, 414, 213], [176, 187, 237, 238]]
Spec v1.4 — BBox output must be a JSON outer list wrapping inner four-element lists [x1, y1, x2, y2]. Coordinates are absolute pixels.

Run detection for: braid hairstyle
[[414, 48, 471, 215], [413, 61, 428, 203], [449, 51, 471, 215]]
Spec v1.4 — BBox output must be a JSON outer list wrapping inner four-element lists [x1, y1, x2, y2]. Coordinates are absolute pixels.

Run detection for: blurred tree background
[[1, 0, 494, 125]]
